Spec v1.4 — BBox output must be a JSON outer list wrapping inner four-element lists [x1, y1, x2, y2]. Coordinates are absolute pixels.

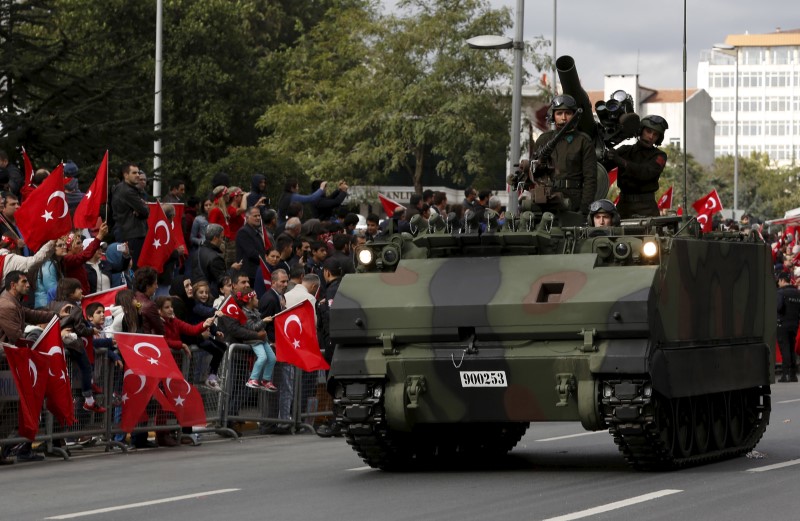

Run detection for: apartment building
[[697, 28, 800, 165]]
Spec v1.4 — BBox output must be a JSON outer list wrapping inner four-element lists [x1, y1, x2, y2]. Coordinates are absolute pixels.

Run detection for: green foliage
[[260, 0, 550, 194]]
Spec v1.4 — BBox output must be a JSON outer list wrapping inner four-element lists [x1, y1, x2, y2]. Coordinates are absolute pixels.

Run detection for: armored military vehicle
[[327, 212, 773, 470], [326, 58, 774, 471]]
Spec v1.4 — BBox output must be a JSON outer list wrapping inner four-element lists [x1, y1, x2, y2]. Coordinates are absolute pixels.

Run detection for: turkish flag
[[696, 211, 714, 232], [21, 146, 34, 187], [115, 332, 183, 380], [259, 257, 272, 292], [32, 317, 75, 427], [1, 342, 49, 440], [613, 194, 620, 206], [262, 222, 273, 251], [138, 202, 176, 274], [657, 186, 673, 210], [378, 193, 406, 218], [73, 150, 109, 229], [274, 299, 329, 371], [170, 203, 187, 251], [677, 206, 683, 216], [155, 377, 207, 427], [219, 295, 247, 325], [692, 189, 723, 217], [16, 163, 73, 251], [119, 369, 160, 432], [81, 285, 126, 317], [607, 167, 618, 186]]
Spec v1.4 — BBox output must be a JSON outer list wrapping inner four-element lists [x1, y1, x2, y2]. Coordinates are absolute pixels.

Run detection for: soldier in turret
[[606, 115, 669, 219], [776, 271, 800, 382], [529, 95, 597, 215]]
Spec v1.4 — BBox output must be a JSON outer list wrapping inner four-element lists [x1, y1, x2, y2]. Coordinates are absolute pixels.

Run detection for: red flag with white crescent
[[657, 186, 673, 210], [1, 342, 49, 440], [259, 257, 272, 292], [119, 369, 160, 432], [115, 332, 183, 379], [219, 295, 247, 325], [170, 203, 187, 251], [273, 299, 329, 371], [32, 317, 75, 427], [73, 150, 109, 229], [378, 193, 406, 218], [138, 202, 176, 273], [155, 377, 206, 427], [691, 189, 723, 217], [81, 285, 126, 318], [16, 163, 73, 251]]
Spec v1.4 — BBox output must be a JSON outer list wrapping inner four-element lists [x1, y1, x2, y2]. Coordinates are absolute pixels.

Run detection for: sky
[[380, 0, 795, 91]]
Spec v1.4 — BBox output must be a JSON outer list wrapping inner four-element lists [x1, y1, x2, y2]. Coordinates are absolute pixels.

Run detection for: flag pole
[[104, 150, 109, 223]]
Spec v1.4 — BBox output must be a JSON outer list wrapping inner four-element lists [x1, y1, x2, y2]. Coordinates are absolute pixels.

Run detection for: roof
[[726, 29, 800, 47]]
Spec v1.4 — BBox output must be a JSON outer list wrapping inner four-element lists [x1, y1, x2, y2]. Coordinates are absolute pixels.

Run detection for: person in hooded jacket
[[246, 174, 271, 218]]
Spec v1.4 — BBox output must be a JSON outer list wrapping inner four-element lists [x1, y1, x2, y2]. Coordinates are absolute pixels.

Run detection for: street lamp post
[[466, 0, 524, 216], [713, 43, 739, 220]]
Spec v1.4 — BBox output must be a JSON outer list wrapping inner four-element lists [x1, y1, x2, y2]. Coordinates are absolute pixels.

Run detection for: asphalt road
[[2, 383, 800, 521]]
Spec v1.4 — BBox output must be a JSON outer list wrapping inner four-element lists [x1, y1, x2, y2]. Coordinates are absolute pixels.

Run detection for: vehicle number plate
[[460, 371, 507, 387]]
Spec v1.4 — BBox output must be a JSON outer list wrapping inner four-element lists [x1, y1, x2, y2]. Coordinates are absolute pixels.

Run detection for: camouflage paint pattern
[[329, 218, 774, 433]]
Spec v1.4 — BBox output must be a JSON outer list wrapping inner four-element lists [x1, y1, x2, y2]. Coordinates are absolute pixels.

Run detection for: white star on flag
[[148, 358, 159, 365], [86, 190, 92, 199], [153, 239, 161, 249], [42, 210, 53, 222], [292, 339, 300, 349], [121, 393, 129, 403], [174, 395, 185, 406]]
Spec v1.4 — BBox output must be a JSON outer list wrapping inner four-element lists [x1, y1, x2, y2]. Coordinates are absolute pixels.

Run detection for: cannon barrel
[[556, 55, 596, 138]]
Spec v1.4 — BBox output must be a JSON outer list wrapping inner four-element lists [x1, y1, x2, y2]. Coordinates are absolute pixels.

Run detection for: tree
[[260, 0, 550, 194]]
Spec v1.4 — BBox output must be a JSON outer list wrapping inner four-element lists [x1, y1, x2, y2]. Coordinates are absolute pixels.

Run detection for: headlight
[[357, 248, 374, 266], [613, 241, 631, 260], [642, 241, 658, 258]]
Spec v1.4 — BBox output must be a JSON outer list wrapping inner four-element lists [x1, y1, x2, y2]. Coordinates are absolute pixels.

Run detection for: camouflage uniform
[[614, 141, 667, 218], [533, 130, 597, 214]]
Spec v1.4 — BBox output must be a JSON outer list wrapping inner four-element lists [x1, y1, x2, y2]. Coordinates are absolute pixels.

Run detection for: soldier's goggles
[[589, 199, 617, 214]]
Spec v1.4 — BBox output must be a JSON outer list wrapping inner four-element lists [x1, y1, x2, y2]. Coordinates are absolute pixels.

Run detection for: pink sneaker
[[245, 379, 260, 389], [260, 381, 277, 393]]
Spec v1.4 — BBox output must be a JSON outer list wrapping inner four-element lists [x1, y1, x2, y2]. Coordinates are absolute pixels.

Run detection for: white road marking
[[776, 398, 800, 404], [346, 466, 373, 471], [746, 459, 800, 473], [44, 489, 241, 519], [535, 431, 606, 442], [540, 489, 683, 521]]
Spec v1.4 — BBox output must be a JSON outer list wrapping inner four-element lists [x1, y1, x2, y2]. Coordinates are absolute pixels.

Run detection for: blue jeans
[[248, 342, 276, 382]]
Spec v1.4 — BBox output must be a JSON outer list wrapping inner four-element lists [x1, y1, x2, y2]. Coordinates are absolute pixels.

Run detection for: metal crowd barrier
[[1, 341, 334, 462]]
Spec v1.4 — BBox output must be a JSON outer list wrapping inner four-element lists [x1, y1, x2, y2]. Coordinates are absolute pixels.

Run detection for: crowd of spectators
[[0, 155, 398, 462]]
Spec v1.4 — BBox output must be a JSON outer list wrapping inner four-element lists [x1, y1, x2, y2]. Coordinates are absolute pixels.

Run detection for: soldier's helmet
[[588, 198, 620, 226], [547, 94, 579, 123], [640, 115, 669, 145]]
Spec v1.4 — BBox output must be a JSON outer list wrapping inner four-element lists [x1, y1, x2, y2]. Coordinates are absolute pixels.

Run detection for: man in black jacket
[[192, 224, 228, 297], [236, 207, 267, 285], [777, 272, 800, 382], [316, 258, 344, 438], [111, 163, 149, 267]]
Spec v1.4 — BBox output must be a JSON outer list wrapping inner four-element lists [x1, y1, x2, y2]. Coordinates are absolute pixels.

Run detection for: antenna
[[682, 0, 688, 213]]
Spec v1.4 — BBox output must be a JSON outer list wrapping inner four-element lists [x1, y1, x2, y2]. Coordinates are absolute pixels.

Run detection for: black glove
[[605, 148, 618, 162]]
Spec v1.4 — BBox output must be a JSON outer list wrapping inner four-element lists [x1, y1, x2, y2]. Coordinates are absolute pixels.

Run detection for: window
[[770, 48, 791, 65], [739, 97, 763, 112], [740, 71, 763, 88], [767, 71, 790, 87], [766, 97, 789, 111], [713, 97, 735, 112], [741, 47, 764, 65], [669, 137, 681, 150]]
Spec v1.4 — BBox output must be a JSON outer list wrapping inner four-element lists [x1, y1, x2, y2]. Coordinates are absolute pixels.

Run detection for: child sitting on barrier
[[155, 296, 215, 359], [213, 275, 233, 309], [187, 280, 227, 390], [85, 302, 123, 371], [50, 278, 106, 414], [218, 291, 277, 392]]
